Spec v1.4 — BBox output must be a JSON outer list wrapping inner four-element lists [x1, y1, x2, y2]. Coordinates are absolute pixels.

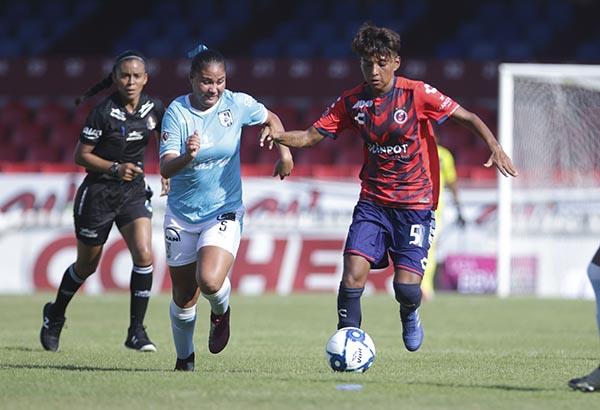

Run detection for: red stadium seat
[[9, 123, 45, 148], [1, 100, 30, 127], [24, 144, 62, 162], [47, 122, 80, 149], [34, 101, 70, 127], [0, 141, 26, 162], [271, 104, 301, 130]]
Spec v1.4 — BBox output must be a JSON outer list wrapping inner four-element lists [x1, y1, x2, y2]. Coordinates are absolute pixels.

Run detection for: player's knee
[[393, 282, 422, 308], [172, 286, 199, 308]]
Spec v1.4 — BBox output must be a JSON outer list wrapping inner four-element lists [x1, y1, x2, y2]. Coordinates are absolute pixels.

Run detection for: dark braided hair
[[351, 22, 401, 60], [189, 46, 225, 77], [74, 50, 146, 106]]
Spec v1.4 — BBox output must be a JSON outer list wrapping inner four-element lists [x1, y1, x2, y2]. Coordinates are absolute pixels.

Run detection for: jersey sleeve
[[159, 104, 183, 158], [414, 82, 460, 125], [235, 92, 268, 126], [79, 106, 104, 145], [313, 96, 353, 139]]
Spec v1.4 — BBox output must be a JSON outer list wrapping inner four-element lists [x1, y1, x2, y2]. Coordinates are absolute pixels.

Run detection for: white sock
[[169, 300, 196, 359], [587, 262, 600, 335], [202, 277, 231, 315]]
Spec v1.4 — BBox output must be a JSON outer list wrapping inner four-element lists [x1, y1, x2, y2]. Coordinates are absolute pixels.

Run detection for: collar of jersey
[[185, 94, 221, 116]]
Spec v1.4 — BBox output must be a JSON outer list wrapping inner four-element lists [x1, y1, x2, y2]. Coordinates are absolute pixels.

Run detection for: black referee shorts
[[73, 177, 152, 246]]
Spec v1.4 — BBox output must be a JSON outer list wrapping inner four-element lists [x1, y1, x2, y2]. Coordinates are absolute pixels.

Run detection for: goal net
[[497, 64, 600, 298]]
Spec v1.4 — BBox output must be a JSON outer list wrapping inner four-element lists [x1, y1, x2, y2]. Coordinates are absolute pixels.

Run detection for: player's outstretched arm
[[264, 110, 294, 180], [450, 107, 518, 178], [260, 126, 324, 150]]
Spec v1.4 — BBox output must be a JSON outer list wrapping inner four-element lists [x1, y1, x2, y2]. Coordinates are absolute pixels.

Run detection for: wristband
[[109, 162, 121, 178]]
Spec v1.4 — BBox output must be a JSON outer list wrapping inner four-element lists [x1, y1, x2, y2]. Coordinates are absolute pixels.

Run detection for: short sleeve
[[79, 107, 104, 145], [414, 82, 460, 125], [235, 92, 268, 126], [159, 105, 183, 158], [313, 96, 353, 139]]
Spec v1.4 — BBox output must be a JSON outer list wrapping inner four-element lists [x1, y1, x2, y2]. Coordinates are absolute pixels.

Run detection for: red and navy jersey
[[314, 77, 459, 210]]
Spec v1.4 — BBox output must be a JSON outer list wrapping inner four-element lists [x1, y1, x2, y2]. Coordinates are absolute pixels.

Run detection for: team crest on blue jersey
[[394, 109, 408, 124], [218, 109, 233, 127]]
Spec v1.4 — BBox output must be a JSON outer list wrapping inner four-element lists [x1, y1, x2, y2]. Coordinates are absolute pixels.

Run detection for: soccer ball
[[325, 327, 376, 373]]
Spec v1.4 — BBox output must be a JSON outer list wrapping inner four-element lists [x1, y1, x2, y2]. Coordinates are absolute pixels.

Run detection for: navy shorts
[[344, 200, 435, 275]]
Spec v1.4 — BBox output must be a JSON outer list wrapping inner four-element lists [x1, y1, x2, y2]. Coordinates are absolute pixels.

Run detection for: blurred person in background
[[160, 44, 293, 371], [421, 144, 465, 301], [568, 247, 600, 392], [261, 22, 517, 353], [40, 50, 164, 353]]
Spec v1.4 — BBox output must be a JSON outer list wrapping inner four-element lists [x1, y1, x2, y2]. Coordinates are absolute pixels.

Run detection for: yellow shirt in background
[[437, 145, 457, 214]]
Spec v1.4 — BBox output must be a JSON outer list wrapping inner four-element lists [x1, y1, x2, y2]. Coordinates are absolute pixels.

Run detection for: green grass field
[[0, 293, 598, 409]]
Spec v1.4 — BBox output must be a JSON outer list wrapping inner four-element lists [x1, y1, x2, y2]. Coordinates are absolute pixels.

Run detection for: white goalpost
[[497, 63, 600, 298]]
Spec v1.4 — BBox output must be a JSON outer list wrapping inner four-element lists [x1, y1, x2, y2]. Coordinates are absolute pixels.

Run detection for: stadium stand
[[0, 0, 599, 179]]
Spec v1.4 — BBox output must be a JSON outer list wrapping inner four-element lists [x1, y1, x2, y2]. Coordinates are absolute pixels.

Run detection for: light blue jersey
[[160, 90, 268, 224]]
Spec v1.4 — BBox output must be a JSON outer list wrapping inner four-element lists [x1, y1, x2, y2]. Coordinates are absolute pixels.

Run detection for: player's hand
[[160, 177, 170, 196], [484, 147, 518, 177], [273, 156, 293, 180], [119, 162, 144, 182], [185, 130, 201, 159], [260, 125, 276, 150]]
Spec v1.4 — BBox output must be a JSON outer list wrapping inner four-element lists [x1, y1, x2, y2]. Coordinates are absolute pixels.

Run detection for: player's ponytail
[[74, 73, 113, 106], [74, 50, 146, 106]]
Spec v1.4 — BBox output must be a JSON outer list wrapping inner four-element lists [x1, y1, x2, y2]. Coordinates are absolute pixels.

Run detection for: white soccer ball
[[325, 327, 376, 373]]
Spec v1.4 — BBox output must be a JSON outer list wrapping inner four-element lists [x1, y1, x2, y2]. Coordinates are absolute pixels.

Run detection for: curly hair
[[351, 22, 401, 59]]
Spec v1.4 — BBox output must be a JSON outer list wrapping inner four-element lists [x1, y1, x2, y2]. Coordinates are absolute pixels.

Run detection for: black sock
[[51, 264, 84, 317], [337, 283, 364, 329], [130, 264, 153, 328]]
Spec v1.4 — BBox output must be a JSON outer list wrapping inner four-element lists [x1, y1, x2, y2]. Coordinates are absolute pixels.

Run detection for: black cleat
[[40, 302, 66, 352], [124, 325, 157, 352], [174, 352, 195, 371], [208, 307, 230, 354], [569, 367, 600, 392]]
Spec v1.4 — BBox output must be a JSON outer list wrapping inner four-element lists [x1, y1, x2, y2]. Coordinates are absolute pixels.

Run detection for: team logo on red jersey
[[393, 109, 408, 124]]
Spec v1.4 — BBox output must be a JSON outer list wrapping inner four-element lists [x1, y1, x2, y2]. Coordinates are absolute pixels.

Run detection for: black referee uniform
[[74, 92, 165, 245]]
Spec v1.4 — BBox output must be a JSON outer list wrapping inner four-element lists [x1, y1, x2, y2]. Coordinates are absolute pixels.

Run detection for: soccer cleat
[[208, 307, 230, 354], [400, 307, 424, 352], [174, 352, 195, 371], [568, 367, 600, 392], [124, 325, 157, 352], [40, 302, 66, 352]]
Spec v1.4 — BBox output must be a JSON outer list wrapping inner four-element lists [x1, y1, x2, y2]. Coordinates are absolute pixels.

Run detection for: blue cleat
[[400, 308, 424, 352]]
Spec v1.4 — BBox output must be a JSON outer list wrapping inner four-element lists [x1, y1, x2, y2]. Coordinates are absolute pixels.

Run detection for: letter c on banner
[[33, 235, 77, 290]]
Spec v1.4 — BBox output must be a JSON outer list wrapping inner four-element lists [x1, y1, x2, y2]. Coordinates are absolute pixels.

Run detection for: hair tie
[[187, 44, 208, 59]]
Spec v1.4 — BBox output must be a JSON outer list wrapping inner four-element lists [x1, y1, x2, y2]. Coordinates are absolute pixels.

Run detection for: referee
[[40, 50, 164, 353]]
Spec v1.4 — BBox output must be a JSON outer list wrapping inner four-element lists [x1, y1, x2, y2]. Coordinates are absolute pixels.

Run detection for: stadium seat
[[9, 123, 45, 149], [0, 141, 26, 162], [35, 102, 70, 128], [1, 101, 30, 127], [24, 144, 62, 162], [47, 123, 80, 150]]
